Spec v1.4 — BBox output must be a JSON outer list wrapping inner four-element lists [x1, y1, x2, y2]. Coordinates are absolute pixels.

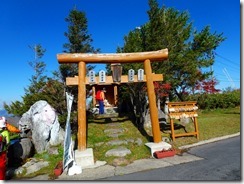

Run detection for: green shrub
[[188, 89, 240, 109]]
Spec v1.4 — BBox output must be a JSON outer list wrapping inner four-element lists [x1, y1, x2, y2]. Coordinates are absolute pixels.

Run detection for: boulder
[[7, 138, 34, 167], [18, 100, 65, 153], [144, 108, 167, 128]]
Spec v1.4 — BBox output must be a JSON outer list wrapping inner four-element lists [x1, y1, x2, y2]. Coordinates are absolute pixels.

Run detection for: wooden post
[[193, 117, 199, 140], [114, 85, 118, 106], [92, 86, 96, 107], [77, 61, 86, 151], [170, 118, 175, 141], [144, 59, 162, 143]]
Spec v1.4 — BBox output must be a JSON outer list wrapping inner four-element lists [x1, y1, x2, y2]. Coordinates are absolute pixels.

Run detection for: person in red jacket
[[0, 116, 10, 180], [96, 88, 106, 114]]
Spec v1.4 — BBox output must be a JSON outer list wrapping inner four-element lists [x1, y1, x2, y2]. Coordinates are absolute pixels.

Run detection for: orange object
[[54, 161, 63, 177], [6, 123, 21, 133]]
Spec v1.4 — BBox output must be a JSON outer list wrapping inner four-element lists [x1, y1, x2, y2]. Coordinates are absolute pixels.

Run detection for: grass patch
[[21, 107, 240, 178], [170, 107, 240, 147], [87, 107, 240, 160]]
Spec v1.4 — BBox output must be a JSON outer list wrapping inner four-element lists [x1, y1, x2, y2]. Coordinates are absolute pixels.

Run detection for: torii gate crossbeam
[[57, 49, 168, 151]]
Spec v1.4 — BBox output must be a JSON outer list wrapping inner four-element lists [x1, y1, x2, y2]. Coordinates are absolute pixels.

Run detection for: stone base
[[145, 141, 172, 157], [74, 148, 95, 168]]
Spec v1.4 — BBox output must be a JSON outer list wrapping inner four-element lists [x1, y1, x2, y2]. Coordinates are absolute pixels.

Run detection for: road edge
[[179, 132, 240, 149]]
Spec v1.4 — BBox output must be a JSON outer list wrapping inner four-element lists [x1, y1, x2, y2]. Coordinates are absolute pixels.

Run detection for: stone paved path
[[95, 115, 143, 166]]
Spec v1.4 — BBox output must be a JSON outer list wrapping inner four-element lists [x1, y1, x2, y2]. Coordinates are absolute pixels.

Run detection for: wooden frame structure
[[167, 101, 199, 141], [57, 49, 168, 151], [66, 74, 164, 107]]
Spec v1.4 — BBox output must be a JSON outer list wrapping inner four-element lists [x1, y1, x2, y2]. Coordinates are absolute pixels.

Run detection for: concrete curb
[[179, 132, 240, 149]]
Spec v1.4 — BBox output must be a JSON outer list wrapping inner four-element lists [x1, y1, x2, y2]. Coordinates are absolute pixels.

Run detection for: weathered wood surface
[[167, 101, 199, 141], [57, 49, 168, 63], [56, 49, 169, 149], [66, 74, 163, 85], [144, 59, 161, 143], [167, 101, 198, 119], [77, 61, 86, 150]]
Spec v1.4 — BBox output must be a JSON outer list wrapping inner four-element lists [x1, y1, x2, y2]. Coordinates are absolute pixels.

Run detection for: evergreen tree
[[60, 8, 99, 84], [4, 44, 48, 115], [57, 8, 100, 127], [5, 44, 68, 126], [119, 0, 225, 101], [115, 0, 225, 127]]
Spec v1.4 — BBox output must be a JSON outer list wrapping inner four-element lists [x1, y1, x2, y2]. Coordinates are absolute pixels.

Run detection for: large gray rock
[[144, 108, 167, 128], [7, 138, 34, 167], [18, 100, 65, 153]]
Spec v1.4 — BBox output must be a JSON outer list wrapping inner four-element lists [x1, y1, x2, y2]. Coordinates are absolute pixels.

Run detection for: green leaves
[[118, 0, 225, 101]]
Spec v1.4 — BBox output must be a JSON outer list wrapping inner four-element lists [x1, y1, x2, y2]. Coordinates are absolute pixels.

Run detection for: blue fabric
[[98, 100, 104, 114]]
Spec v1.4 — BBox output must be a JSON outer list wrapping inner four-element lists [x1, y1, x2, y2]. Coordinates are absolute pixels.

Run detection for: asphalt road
[[102, 135, 241, 181]]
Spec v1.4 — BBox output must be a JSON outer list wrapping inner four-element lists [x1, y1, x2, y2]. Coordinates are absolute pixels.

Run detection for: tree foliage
[[195, 77, 221, 94], [60, 8, 99, 82], [118, 0, 225, 100], [59, 9, 98, 83], [114, 0, 225, 127], [57, 8, 99, 126], [5, 8, 98, 128], [186, 89, 240, 109], [4, 44, 66, 119]]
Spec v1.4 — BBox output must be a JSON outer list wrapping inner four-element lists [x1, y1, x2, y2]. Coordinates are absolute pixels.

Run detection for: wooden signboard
[[167, 101, 199, 141]]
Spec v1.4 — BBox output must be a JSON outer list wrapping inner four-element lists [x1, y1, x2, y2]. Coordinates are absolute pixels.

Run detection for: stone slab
[[75, 148, 95, 168], [145, 141, 172, 157]]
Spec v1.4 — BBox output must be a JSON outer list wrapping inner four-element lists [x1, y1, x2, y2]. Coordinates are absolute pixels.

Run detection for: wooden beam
[[57, 49, 168, 64], [66, 74, 163, 86]]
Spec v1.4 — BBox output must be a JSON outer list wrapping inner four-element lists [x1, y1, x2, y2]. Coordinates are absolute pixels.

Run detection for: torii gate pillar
[[78, 61, 87, 150], [144, 59, 161, 142]]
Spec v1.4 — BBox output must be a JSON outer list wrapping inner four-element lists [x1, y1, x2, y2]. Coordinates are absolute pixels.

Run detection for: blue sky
[[0, 0, 241, 108]]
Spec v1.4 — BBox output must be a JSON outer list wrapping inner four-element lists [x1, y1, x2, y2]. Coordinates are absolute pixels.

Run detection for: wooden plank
[[168, 101, 197, 106], [66, 74, 163, 86], [174, 132, 198, 137], [66, 76, 79, 86], [57, 49, 168, 63], [168, 112, 198, 119]]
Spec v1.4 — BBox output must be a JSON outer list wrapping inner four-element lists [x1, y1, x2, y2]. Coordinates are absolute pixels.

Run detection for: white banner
[[63, 92, 74, 170]]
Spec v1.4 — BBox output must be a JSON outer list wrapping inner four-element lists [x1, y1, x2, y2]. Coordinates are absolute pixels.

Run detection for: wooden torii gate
[[57, 48, 168, 151]]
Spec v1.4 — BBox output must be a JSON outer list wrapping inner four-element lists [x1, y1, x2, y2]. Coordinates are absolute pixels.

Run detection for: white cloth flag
[[63, 92, 74, 170], [63, 92, 82, 175]]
